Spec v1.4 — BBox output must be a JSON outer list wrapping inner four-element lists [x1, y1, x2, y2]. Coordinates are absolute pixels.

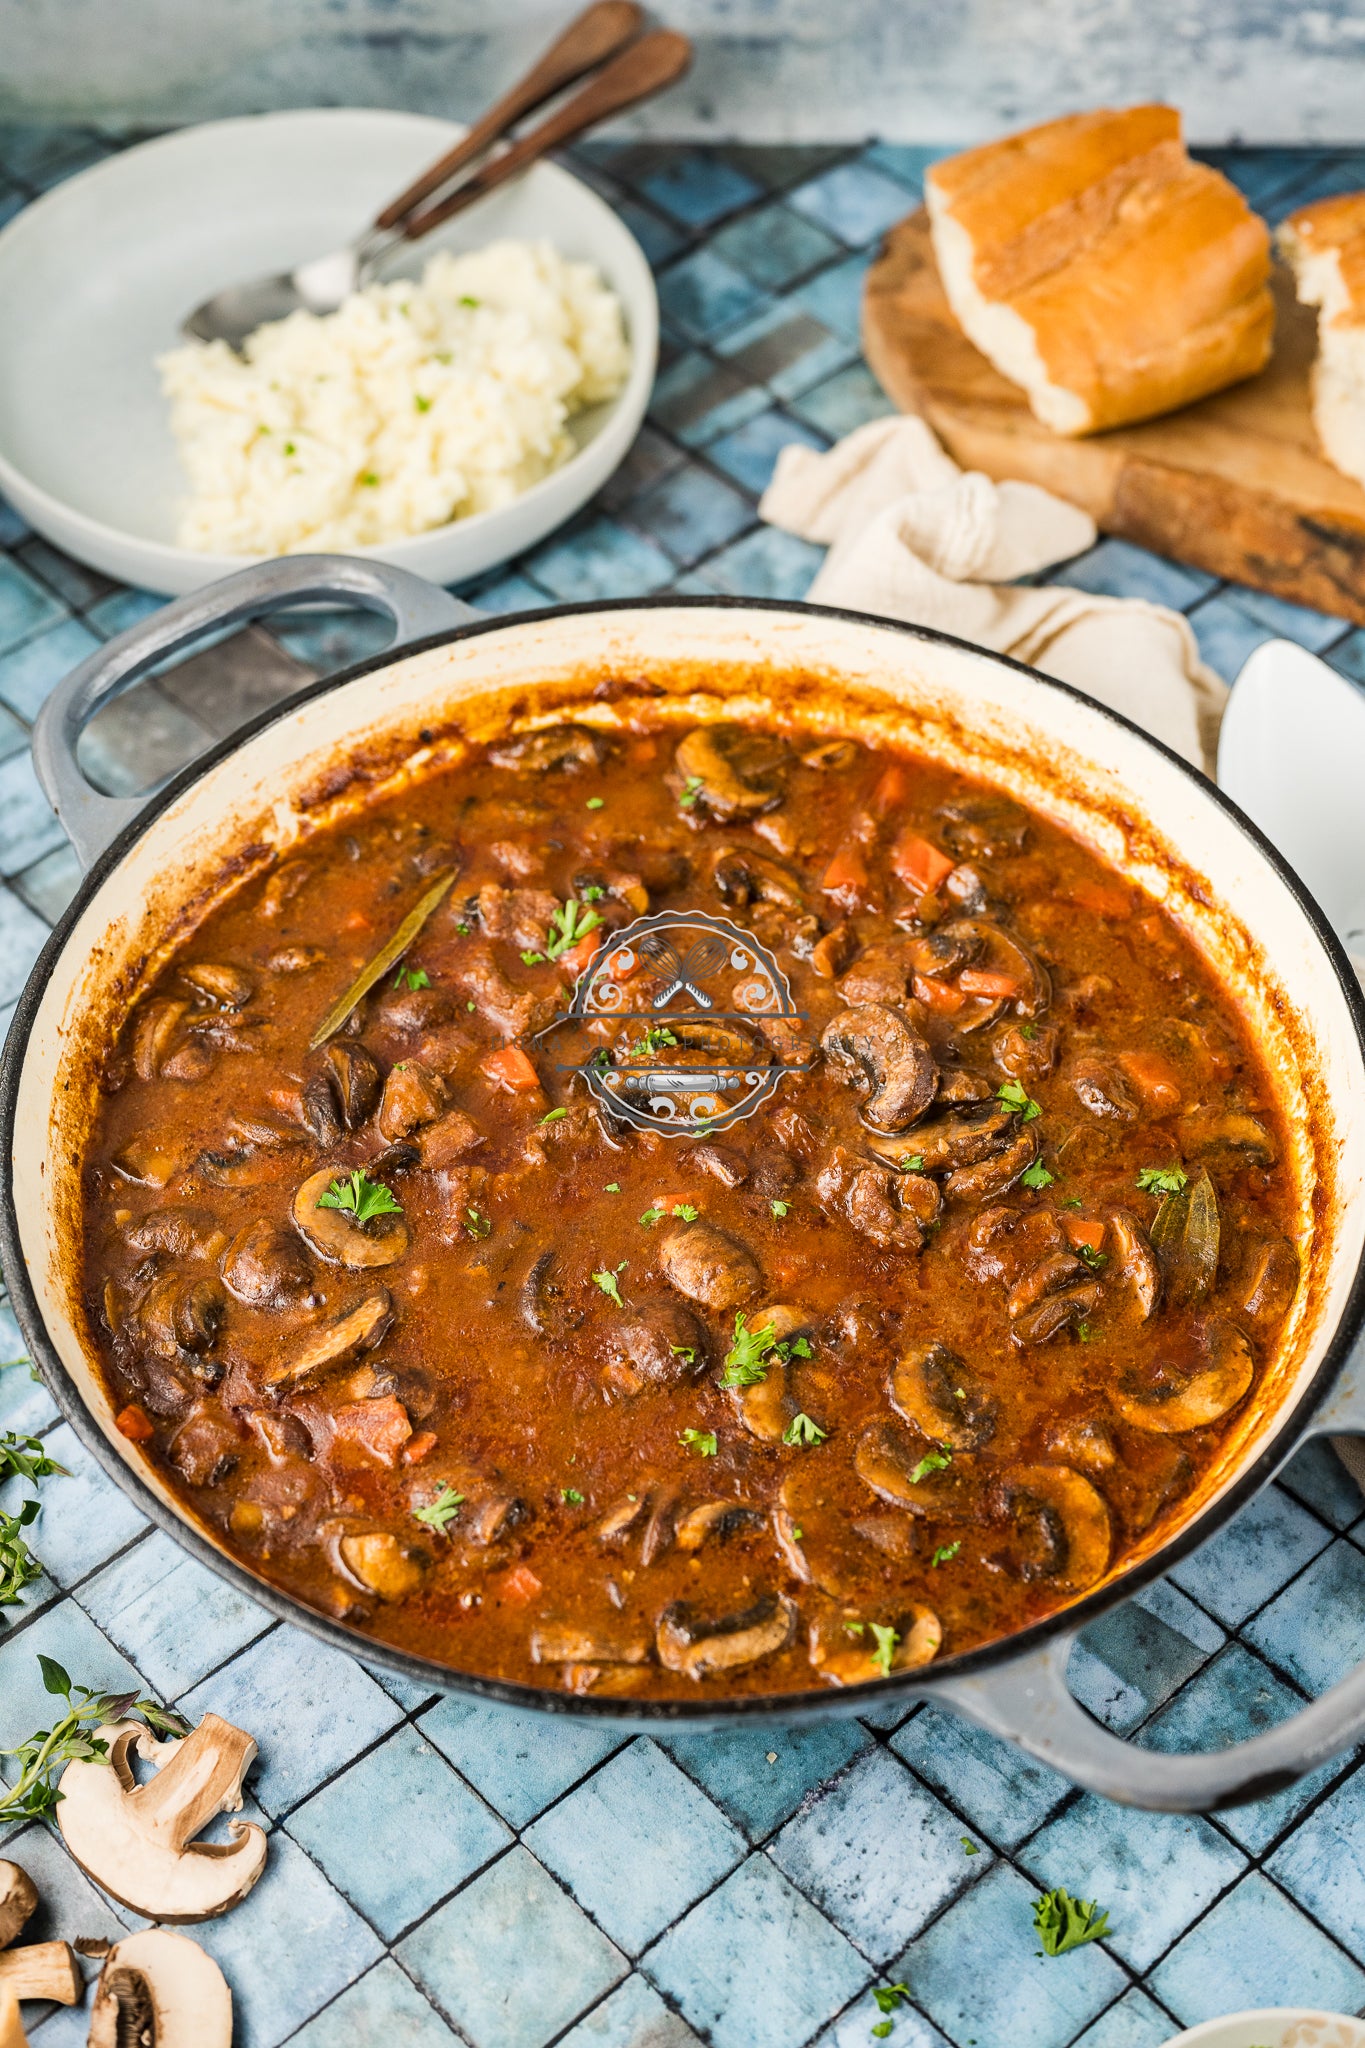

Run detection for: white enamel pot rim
[[5, 555, 1365, 1813]]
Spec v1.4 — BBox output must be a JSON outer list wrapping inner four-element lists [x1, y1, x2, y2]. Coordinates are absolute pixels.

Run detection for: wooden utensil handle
[[399, 29, 692, 242], [373, 0, 645, 232]]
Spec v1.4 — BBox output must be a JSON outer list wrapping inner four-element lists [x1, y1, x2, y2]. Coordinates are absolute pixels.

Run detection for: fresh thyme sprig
[[0, 1657, 187, 1823]]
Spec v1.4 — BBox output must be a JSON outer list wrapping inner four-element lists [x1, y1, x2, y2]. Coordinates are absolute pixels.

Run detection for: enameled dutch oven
[[5, 554, 1365, 1813]]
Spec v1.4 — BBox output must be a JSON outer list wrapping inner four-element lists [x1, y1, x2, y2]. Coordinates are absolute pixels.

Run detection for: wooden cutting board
[[862, 208, 1365, 626]]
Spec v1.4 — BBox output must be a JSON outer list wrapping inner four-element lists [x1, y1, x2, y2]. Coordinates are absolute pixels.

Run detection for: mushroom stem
[[0, 1943, 81, 2004], [130, 1716, 256, 1855], [0, 1990, 29, 2048]]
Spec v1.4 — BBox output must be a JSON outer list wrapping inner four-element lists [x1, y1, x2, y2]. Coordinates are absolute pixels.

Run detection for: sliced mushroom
[[1007, 1251, 1086, 1321], [656, 1592, 798, 1679], [999, 1465, 1111, 1593], [56, 1714, 267, 1921], [939, 917, 1050, 1020], [598, 1494, 650, 1544], [0, 1944, 80, 2004], [338, 1531, 426, 1601], [689, 1141, 749, 1188], [1240, 1235, 1300, 1327], [323, 1042, 381, 1128], [889, 1341, 996, 1451], [112, 1134, 185, 1188], [1149, 1169, 1220, 1307], [489, 723, 604, 773], [674, 725, 787, 821], [945, 1124, 1040, 1201], [810, 924, 857, 980], [658, 1222, 760, 1311], [801, 738, 858, 770], [1180, 1109, 1278, 1168], [641, 1490, 682, 1567], [88, 1929, 232, 2048], [530, 1623, 651, 1664], [674, 1501, 767, 1551], [520, 1250, 584, 1337], [822, 1004, 937, 1132], [1010, 1283, 1098, 1346], [132, 1000, 188, 1082], [809, 1604, 942, 1686], [268, 944, 326, 974], [266, 1289, 393, 1389], [866, 1103, 1014, 1173], [377, 1061, 447, 1140], [605, 1296, 708, 1390], [1046, 1417, 1117, 1473], [220, 1220, 316, 1309], [712, 845, 805, 912], [1071, 1059, 1140, 1123], [776, 1465, 884, 1595], [136, 1274, 225, 1363], [1111, 1317, 1255, 1434], [292, 1165, 409, 1267], [854, 1419, 973, 1517], [938, 795, 1029, 858], [0, 1864, 36, 1951], [297, 1074, 344, 1147], [180, 962, 255, 1009], [1108, 1209, 1161, 1320]]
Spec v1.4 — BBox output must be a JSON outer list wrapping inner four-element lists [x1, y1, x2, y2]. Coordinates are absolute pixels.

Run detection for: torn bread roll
[[925, 104, 1274, 435], [1278, 195, 1365, 490]]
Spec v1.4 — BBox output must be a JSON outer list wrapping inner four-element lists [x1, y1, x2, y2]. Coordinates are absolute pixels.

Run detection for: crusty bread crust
[[926, 105, 1274, 436], [1279, 193, 1365, 490]]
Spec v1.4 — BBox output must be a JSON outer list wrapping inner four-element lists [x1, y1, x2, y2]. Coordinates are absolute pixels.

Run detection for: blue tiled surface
[[2, 130, 1365, 2048]]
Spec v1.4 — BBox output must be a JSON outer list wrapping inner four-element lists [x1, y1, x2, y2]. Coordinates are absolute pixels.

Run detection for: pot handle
[[31, 554, 476, 870]]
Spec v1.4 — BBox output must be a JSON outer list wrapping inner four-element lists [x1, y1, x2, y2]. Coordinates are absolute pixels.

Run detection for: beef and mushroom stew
[[80, 712, 1299, 1699]]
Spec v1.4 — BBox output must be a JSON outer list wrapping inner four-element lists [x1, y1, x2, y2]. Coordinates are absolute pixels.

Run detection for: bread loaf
[[925, 106, 1274, 436], [1278, 195, 1365, 491]]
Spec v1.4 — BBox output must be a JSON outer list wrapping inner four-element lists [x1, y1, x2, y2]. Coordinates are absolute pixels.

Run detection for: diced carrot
[[870, 762, 910, 815], [1062, 1216, 1107, 1253], [342, 909, 371, 932], [403, 1430, 438, 1465], [502, 1565, 543, 1603], [559, 930, 603, 979], [821, 845, 869, 903], [1118, 1049, 1182, 1113], [650, 1194, 693, 1215], [1067, 880, 1133, 920], [958, 968, 1025, 999], [115, 1403, 154, 1444], [913, 974, 965, 1014], [891, 830, 955, 894], [480, 1044, 542, 1093], [330, 1395, 412, 1469]]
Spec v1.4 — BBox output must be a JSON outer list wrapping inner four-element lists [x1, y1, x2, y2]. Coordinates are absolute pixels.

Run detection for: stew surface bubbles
[[81, 713, 1298, 1699]]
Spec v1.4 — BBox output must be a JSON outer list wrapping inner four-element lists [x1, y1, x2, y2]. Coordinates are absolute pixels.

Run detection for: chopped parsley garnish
[[1019, 1021, 1038, 1041], [680, 1428, 717, 1457], [873, 1985, 910, 2016], [459, 294, 479, 307], [869, 1623, 899, 1678], [639, 1206, 665, 1228], [782, 1412, 828, 1447], [1020, 1159, 1054, 1190], [592, 1266, 627, 1308], [678, 775, 705, 808], [413, 1486, 464, 1533], [722, 1313, 777, 1386], [539, 1107, 568, 1125], [641, 1200, 698, 1226], [997, 1079, 1042, 1122], [1033, 1887, 1112, 1956], [672, 1204, 699, 1222], [670, 1344, 697, 1365], [605, 1182, 621, 1194], [898, 1153, 925, 1172], [910, 1448, 952, 1484], [1136, 1163, 1189, 1196], [413, 394, 431, 413], [392, 964, 431, 991], [631, 1024, 679, 1057], [521, 949, 546, 966], [771, 1199, 789, 1218], [561, 1487, 585, 1504], [359, 471, 380, 487], [1077, 1243, 1108, 1271], [961, 1836, 979, 1854], [464, 1206, 492, 1239], [1077, 1321, 1095, 1343], [544, 898, 602, 962], [283, 440, 296, 455], [932, 1541, 961, 1568], [316, 1169, 402, 1225], [586, 797, 605, 811], [843, 1620, 865, 1637]]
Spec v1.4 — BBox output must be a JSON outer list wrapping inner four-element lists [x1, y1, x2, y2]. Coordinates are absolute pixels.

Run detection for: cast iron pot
[[5, 554, 1365, 1813]]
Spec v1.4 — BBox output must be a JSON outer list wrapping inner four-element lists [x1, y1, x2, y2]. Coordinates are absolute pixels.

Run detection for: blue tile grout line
[[5, 126, 1365, 2048]]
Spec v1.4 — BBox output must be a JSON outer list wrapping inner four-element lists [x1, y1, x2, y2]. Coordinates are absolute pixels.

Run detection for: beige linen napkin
[[759, 415, 1228, 776]]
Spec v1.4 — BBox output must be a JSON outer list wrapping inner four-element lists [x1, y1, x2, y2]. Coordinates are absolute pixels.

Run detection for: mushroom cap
[[88, 1930, 231, 2048], [56, 1720, 268, 1923], [0, 1861, 37, 1950], [292, 1166, 408, 1268]]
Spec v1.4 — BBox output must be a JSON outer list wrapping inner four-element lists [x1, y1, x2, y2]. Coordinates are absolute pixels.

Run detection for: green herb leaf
[[1019, 1021, 1038, 1041], [897, 1153, 925, 1172], [0, 1433, 68, 1485], [680, 1428, 717, 1457], [414, 394, 432, 413], [521, 950, 547, 966], [459, 294, 479, 307], [671, 1203, 699, 1223], [316, 1169, 403, 1225], [782, 1412, 828, 1447], [1077, 1321, 1095, 1343], [770, 1199, 789, 1218], [997, 1079, 1042, 1122], [586, 797, 605, 811], [1136, 1163, 1189, 1197], [678, 775, 705, 809], [639, 1206, 666, 1228], [605, 1182, 621, 1194], [843, 1620, 865, 1637], [873, 1985, 910, 2016], [670, 1344, 697, 1365], [392, 964, 431, 992], [1033, 1887, 1112, 1956], [961, 1836, 979, 1854], [309, 869, 457, 1049], [413, 1486, 464, 1533], [871, 2024, 892, 2039], [544, 898, 603, 962], [1077, 1243, 1108, 1271], [721, 1312, 778, 1387], [910, 1448, 952, 1484], [593, 1269, 626, 1309], [562, 1487, 585, 1504], [631, 1024, 679, 1058], [869, 1622, 899, 1678], [464, 1206, 492, 1240], [1020, 1160, 1054, 1190], [932, 1541, 961, 1568], [0, 1661, 187, 1824], [539, 1108, 569, 1125]]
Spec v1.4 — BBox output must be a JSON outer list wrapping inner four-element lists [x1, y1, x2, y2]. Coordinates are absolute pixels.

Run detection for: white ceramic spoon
[[1218, 637, 1365, 979]]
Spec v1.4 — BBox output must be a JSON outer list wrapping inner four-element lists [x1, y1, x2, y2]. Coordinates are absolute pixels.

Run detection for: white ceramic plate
[[1163, 2011, 1365, 2047], [0, 109, 658, 596]]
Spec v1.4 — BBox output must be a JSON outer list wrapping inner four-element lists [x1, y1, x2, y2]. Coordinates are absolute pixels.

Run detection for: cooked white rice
[[158, 240, 631, 554]]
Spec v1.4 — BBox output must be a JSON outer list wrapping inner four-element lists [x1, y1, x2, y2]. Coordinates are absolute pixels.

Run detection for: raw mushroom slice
[[673, 724, 788, 821], [889, 1341, 996, 1452], [656, 1592, 798, 1679], [265, 1289, 393, 1389], [809, 1604, 942, 1686], [88, 1928, 232, 2048], [292, 1166, 409, 1268], [0, 1945, 80, 2006], [1000, 1464, 1111, 1594], [0, 1864, 36, 1950], [1111, 1317, 1255, 1434], [854, 1419, 974, 1517], [658, 1222, 760, 1311], [821, 1005, 938, 1132], [56, 1714, 267, 1921]]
